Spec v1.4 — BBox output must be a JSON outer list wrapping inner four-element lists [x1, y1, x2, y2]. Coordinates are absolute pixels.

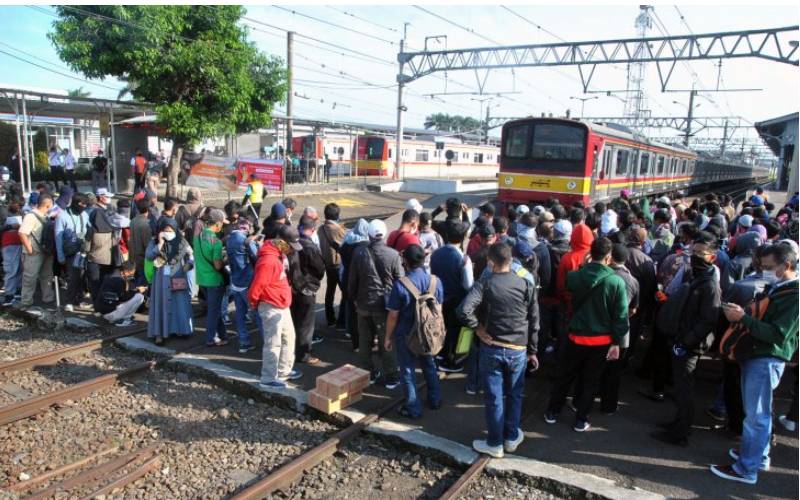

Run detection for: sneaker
[[465, 387, 477, 396], [710, 464, 756, 485], [438, 363, 463, 373], [706, 407, 728, 423], [311, 335, 324, 345], [573, 420, 591, 432], [114, 318, 134, 327], [3, 296, 14, 306], [381, 376, 400, 390], [369, 370, 382, 385], [567, 399, 577, 412], [260, 380, 287, 389], [544, 345, 556, 355], [238, 345, 255, 354], [504, 428, 524, 453], [728, 448, 770, 471], [543, 412, 558, 424], [472, 439, 503, 458], [279, 369, 303, 381], [63, 304, 74, 313], [344, 332, 352, 340], [778, 415, 797, 432]]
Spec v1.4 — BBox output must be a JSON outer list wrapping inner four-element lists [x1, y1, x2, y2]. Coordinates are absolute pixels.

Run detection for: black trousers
[[65, 263, 86, 306], [642, 330, 672, 393], [324, 266, 343, 327], [134, 173, 146, 191], [547, 341, 609, 421], [291, 292, 317, 360], [669, 352, 701, 439], [788, 365, 799, 422], [598, 348, 628, 413], [65, 169, 77, 190], [50, 166, 66, 191], [87, 262, 114, 303], [722, 360, 744, 435], [538, 301, 565, 353], [441, 296, 464, 365]]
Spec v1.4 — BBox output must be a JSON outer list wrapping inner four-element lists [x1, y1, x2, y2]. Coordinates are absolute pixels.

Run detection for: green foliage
[[33, 130, 48, 154], [67, 86, 91, 97], [48, 5, 287, 145], [424, 113, 481, 133], [34, 151, 49, 173]]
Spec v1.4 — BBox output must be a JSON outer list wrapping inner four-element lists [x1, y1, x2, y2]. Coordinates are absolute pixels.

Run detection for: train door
[[595, 144, 612, 200], [635, 151, 650, 194]]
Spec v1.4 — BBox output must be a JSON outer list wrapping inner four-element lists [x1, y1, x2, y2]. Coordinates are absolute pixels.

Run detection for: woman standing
[[146, 218, 194, 345], [338, 218, 370, 351]]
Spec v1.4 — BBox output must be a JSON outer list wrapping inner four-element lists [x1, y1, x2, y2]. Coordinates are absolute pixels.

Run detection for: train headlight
[[504, 176, 513, 186], [566, 181, 577, 190]]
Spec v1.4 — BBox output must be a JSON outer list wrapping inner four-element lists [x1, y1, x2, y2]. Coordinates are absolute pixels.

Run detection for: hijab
[[343, 218, 369, 246], [155, 217, 182, 261]]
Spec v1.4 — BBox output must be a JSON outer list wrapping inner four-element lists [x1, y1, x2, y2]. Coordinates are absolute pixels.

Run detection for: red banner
[[236, 158, 284, 191]]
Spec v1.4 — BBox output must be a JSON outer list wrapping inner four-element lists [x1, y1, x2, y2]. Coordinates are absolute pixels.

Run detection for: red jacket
[[248, 241, 292, 309], [556, 223, 594, 299]]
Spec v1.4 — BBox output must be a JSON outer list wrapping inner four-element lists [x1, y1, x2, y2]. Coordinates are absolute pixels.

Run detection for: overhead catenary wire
[[0, 48, 123, 92], [325, 6, 398, 33], [271, 5, 396, 46]]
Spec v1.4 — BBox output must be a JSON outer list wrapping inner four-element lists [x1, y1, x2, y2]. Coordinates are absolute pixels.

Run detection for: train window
[[671, 158, 678, 173], [681, 159, 688, 173], [615, 149, 630, 176], [657, 156, 665, 175], [415, 149, 429, 162], [531, 123, 585, 162], [503, 124, 530, 158], [388, 149, 392, 158], [474, 153, 484, 163], [639, 153, 650, 175]]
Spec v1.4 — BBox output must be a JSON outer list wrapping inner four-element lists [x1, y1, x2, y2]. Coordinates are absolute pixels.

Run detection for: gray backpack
[[399, 275, 446, 356]]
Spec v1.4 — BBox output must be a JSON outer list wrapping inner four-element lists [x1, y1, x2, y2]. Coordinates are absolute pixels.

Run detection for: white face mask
[[762, 269, 777, 282], [161, 231, 176, 242], [1, 174, 9, 181]]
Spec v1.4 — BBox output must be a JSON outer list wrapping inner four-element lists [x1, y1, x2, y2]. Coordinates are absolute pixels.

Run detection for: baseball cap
[[532, 205, 545, 216], [208, 208, 228, 224], [95, 187, 114, 198], [513, 239, 534, 260], [516, 204, 530, 215], [278, 225, 303, 251], [368, 219, 387, 239], [270, 202, 287, 219], [553, 219, 573, 239], [738, 214, 754, 228], [620, 188, 632, 198]]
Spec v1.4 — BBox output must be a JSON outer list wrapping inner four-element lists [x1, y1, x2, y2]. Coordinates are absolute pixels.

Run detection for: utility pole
[[720, 119, 728, 157], [484, 105, 490, 145], [286, 31, 294, 157], [684, 87, 696, 146], [395, 22, 410, 181]]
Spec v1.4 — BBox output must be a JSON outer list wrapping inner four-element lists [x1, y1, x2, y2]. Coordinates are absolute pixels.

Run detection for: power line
[[0, 48, 123, 92], [412, 5, 501, 45], [325, 6, 398, 33], [271, 5, 396, 46], [499, 6, 567, 42]]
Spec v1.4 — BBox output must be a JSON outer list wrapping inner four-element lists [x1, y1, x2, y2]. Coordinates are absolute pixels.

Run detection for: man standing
[[227, 218, 261, 353], [129, 198, 153, 286], [545, 237, 627, 432], [385, 244, 444, 419], [91, 149, 108, 192], [652, 231, 721, 446], [242, 173, 265, 219], [348, 219, 404, 388], [387, 209, 421, 253], [712, 243, 798, 484], [17, 193, 55, 308], [132, 149, 147, 192], [48, 146, 65, 192], [458, 243, 539, 458], [62, 148, 77, 191], [289, 215, 326, 364], [86, 188, 118, 301], [317, 203, 346, 329], [249, 225, 304, 387], [194, 209, 229, 347]]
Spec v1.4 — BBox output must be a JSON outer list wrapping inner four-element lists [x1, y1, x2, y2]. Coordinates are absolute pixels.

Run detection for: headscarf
[[55, 186, 73, 210], [600, 210, 618, 236], [185, 187, 203, 216], [343, 218, 369, 246], [748, 224, 767, 242], [155, 217, 182, 262]]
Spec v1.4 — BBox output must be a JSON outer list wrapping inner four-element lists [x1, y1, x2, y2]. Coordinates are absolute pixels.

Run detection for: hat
[[208, 208, 228, 224], [477, 224, 496, 239], [95, 187, 114, 198], [132, 191, 146, 201], [516, 204, 530, 215], [278, 225, 303, 251], [513, 239, 534, 260], [738, 214, 754, 228], [405, 198, 423, 213], [620, 188, 632, 198], [657, 195, 670, 205], [532, 205, 545, 216], [553, 219, 573, 238], [403, 244, 426, 266], [368, 219, 387, 239], [539, 211, 555, 224], [270, 202, 287, 219]]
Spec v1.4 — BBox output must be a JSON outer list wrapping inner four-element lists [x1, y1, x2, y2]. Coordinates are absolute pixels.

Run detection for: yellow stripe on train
[[498, 173, 590, 195]]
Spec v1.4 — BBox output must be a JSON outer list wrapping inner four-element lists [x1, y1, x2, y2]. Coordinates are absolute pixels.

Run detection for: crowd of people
[[0, 166, 797, 487]]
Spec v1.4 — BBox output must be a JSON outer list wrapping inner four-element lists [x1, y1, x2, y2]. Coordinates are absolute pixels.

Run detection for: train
[[291, 134, 500, 179], [497, 117, 772, 208]]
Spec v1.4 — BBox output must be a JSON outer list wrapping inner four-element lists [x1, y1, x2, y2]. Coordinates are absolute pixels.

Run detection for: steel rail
[[438, 455, 491, 500], [8, 446, 119, 492], [0, 361, 155, 426], [231, 394, 406, 499], [78, 455, 161, 500]]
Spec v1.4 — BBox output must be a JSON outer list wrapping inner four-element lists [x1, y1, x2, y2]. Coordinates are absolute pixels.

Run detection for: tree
[[49, 5, 287, 197], [67, 87, 91, 98], [424, 113, 481, 133]]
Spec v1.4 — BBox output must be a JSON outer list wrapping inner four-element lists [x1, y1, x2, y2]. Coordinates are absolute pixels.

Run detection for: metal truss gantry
[[583, 115, 751, 134], [398, 26, 799, 92]]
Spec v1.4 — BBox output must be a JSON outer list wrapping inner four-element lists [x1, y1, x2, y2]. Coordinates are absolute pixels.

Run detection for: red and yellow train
[[497, 117, 771, 208]]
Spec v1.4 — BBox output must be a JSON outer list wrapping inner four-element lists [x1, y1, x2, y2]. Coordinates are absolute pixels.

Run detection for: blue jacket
[[226, 229, 259, 288], [54, 208, 89, 263]]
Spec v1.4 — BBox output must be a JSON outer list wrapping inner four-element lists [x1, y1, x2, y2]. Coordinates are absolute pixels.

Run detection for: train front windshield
[[503, 122, 587, 174], [355, 137, 385, 160]]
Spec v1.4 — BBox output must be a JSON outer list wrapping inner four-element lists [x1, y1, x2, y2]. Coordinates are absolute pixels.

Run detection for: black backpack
[[32, 212, 56, 256]]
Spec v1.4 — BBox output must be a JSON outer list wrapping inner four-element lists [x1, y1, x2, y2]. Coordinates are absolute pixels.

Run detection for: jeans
[[102, 293, 144, 323], [258, 302, 296, 383], [65, 257, 86, 306], [734, 357, 785, 480], [324, 266, 344, 327], [480, 344, 527, 447], [357, 310, 397, 377], [2, 245, 22, 298], [221, 286, 232, 324], [344, 298, 358, 350], [233, 288, 262, 347], [395, 331, 441, 418], [465, 341, 481, 393], [202, 285, 228, 344]]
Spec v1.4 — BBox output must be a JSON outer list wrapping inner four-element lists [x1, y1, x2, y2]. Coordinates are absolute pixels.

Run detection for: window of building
[[462, 152, 469, 159], [473, 152, 484, 163], [401, 149, 408, 157], [415, 149, 429, 162]]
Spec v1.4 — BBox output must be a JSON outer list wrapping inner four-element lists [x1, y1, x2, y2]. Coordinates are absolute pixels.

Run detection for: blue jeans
[[480, 344, 527, 447], [2, 245, 23, 298], [202, 285, 228, 344], [734, 357, 785, 480], [233, 288, 262, 347], [396, 331, 441, 418], [221, 286, 232, 324]]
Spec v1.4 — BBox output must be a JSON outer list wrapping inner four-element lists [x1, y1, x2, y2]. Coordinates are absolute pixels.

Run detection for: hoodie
[[566, 262, 629, 345], [556, 223, 594, 297], [248, 241, 292, 309]]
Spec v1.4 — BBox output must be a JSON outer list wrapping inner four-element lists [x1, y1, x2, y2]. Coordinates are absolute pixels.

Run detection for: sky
[[0, 3, 797, 146]]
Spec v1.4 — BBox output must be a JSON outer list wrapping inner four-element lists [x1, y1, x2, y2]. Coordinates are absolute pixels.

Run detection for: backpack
[[655, 281, 692, 337], [400, 275, 446, 357], [719, 288, 794, 362], [31, 213, 56, 256]]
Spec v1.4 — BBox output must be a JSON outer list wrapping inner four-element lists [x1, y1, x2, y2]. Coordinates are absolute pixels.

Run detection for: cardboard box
[[307, 388, 362, 414], [316, 364, 369, 399]]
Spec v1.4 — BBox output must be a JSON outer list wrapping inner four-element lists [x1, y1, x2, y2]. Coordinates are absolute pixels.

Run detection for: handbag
[[455, 327, 475, 356], [170, 276, 189, 291]]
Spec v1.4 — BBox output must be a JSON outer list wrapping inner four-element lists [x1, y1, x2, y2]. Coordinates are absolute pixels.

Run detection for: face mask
[[690, 254, 712, 272], [161, 231, 176, 242], [71, 204, 84, 214], [762, 269, 778, 282], [1, 174, 9, 181]]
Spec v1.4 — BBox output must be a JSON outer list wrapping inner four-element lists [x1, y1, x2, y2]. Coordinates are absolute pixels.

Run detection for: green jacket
[[741, 279, 798, 362], [567, 262, 629, 345]]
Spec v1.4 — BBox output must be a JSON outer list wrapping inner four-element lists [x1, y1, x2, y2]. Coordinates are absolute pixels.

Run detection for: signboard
[[185, 156, 237, 191], [236, 157, 284, 191]]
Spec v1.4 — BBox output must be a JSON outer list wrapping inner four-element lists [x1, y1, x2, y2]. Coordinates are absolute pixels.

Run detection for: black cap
[[278, 225, 303, 251]]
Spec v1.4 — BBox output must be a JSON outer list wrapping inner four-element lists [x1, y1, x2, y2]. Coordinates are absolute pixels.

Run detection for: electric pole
[[286, 31, 294, 157], [394, 22, 410, 181], [720, 119, 729, 156], [684, 87, 696, 146]]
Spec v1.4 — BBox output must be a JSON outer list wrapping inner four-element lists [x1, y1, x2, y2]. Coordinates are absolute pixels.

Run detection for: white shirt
[[64, 153, 76, 171]]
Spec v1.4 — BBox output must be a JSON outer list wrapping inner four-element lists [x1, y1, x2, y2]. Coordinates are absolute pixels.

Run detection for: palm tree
[[67, 87, 91, 98]]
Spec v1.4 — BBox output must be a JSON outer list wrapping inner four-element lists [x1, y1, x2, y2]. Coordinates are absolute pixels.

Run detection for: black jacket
[[544, 238, 570, 297], [675, 267, 721, 351], [348, 239, 404, 313], [288, 237, 325, 295], [625, 245, 657, 311], [339, 240, 368, 298], [457, 270, 539, 354]]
